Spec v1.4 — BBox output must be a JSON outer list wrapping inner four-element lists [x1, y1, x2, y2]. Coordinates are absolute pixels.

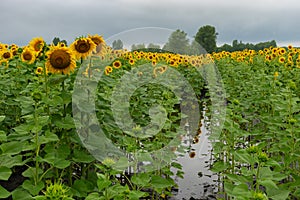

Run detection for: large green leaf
[[0, 166, 12, 180], [0, 185, 10, 199], [22, 179, 44, 196]]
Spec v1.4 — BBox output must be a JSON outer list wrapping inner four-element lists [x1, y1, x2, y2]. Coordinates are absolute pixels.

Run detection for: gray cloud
[[1, 0, 300, 46]]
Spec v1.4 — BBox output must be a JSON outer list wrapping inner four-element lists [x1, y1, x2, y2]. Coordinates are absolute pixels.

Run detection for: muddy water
[[171, 122, 218, 200]]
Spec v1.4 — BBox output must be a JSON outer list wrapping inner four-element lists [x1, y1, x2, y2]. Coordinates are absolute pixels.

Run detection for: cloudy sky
[[1, 0, 300, 47]]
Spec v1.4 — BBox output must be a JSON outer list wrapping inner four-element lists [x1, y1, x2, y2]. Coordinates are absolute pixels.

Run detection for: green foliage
[[195, 25, 218, 53], [112, 39, 123, 50], [209, 51, 300, 200]]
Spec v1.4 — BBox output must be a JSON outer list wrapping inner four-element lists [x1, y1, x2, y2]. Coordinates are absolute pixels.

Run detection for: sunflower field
[[0, 34, 299, 200]]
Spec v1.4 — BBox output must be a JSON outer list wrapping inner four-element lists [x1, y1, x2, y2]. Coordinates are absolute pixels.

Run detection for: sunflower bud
[[258, 152, 268, 163], [32, 91, 42, 102], [288, 81, 296, 90]]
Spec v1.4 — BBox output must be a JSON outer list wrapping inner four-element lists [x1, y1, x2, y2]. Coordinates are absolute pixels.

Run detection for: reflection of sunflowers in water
[[21, 47, 36, 64], [46, 46, 76, 75], [29, 37, 44, 53], [70, 37, 96, 59]]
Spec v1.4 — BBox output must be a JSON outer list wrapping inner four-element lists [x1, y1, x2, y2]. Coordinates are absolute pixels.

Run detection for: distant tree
[[147, 43, 160, 49], [186, 40, 206, 55], [195, 25, 217, 53], [52, 37, 67, 46], [163, 29, 190, 54], [112, 39, 123, 50], [131, 43, 146, 51]]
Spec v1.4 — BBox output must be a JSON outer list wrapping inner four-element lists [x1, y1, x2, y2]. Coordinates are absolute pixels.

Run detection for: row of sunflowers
[[0, 33, 300, 199]]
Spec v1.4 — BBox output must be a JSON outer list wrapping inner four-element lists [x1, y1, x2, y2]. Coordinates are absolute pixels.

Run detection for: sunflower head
[[105, 66, 113, 75], [21, 47, 36, 64], [112, 60, 122, 69], [46, 46, 76, 75], [88, 34, 105, 54], [70, 37, 96, 59], [35, 67, 44, 75], [29, 37, 45, 52], [2, 50, 12, 60]]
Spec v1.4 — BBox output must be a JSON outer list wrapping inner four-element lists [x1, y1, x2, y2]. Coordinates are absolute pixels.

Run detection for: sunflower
[[70, 37, 96, 59], [278, 57, 285, 64], [1, 50, 12, 60], [104, 66, 113, 75], [112, 60, 122, 69], [128, 59, 135, 65], [21, 47, 36, 64], [288, 45, 293, 50], [0, 43, 8, 50], [35, 67, 44, 75], [88, 34, 105, 54], [29, 37, 45, 53], [45, 46, 76, 75]]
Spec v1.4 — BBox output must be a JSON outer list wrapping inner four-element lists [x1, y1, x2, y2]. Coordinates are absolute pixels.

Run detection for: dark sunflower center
[[23, 52, 32, 61], [75, 40, 90, 53], [50, 50, 71, 69], [3, 52, 11, 59], [34, 42, 43, 51], [114, 62, 120, 68]]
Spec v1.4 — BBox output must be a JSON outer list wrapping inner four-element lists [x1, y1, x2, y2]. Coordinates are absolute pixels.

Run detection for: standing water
[[171, 117, 218, 200]]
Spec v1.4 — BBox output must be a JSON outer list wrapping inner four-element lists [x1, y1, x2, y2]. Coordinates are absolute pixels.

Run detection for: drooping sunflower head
[[46, 46, 76, 75], [70, 37, 96, 59], [29, 37, 45, 53], [88, 34, 105, 54], [21, 47, 36, 64]]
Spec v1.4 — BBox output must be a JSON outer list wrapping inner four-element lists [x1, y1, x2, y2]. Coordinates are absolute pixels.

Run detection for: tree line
[[112, 25, 277, 54]]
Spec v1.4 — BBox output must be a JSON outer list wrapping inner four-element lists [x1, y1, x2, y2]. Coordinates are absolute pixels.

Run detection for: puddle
[[171, 119, 218, 200]]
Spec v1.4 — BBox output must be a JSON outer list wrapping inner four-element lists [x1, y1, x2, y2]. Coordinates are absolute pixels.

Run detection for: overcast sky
[[1, 0, 300, 47]]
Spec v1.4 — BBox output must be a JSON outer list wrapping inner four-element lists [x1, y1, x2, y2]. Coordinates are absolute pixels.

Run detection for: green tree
[[163, 29, 189, 54], [131, 43, 146, 51], [195, 25, 218, 53], [112, 39, 123, 50], [147, 43, 161, 49]]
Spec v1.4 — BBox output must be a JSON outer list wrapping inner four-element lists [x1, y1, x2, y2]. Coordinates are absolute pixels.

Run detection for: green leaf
[[22, 179, 44, 196], [48, 74, 68, 85], [72, 149, 95, 163], [0, 130, 7, 142], [11, 187, 32, 200], [0, 166, 12, 180], [54, 115, 75, 129], [97, 178, 111, 191], [128, 190, 148, 200], [259, 179, 278, 191], [85, 192, 101, 200], [0, 155, 24, 168], [268, 188, 290, 200], [0, 141, 24, 155], [211, 161, 230, 172], [0, 185, 10, 198], [131, 173, 150, 188], [22, 167, 43, 178], [151, 175, 174, 189], [37, 131, 59, 145], [0, 115, 5, 122], [232, 183, 252, 198], [71, 179, 94, 198]]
